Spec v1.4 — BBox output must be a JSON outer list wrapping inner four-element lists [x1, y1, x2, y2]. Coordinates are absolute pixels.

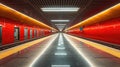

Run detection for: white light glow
[[54, 52, 67, 55], [41, 7, 79, 12], [57, 47, 65, 50], [55, 24, 66, 25], [58, 33, 64, 45], [29, 34, 58, 67], [63, 34, 95, 67], [51, 65, 70, 67], [51, 20, 70, 22]]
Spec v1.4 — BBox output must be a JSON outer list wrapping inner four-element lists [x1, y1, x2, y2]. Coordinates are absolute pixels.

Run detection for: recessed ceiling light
[[55, 24, 66, 25], [51, 65, 70, 67], [41, 7, 79, 12], [51, 20, 70, 22]]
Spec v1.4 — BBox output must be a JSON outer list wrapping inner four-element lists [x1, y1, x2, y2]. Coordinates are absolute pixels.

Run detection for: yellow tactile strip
[[0, 34, 57, 60], [65, 34, 120, 58]]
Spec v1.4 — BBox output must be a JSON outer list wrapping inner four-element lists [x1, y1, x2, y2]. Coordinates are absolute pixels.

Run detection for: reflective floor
[[0, 33, 120, 67], [31, 33, 90, 67]]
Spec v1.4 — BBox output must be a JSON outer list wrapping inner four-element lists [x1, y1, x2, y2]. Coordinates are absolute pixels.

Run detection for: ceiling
[[0, 0, 120, 31]]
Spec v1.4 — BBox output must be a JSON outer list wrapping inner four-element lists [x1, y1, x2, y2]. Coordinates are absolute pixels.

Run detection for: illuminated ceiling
[[0, 0, 120, 31]]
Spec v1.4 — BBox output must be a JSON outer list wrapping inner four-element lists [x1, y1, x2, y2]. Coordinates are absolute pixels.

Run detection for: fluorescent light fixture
[[55, 24, 66, 25], [51, 65, 70, 67], [41, 7, 79, 12], [51, 20, 70, 22], [57, 26, 65, 28]]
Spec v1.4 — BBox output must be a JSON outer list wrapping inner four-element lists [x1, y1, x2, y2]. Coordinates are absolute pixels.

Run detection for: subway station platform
[[0, 33, 120, 67], [0, 0, 120, 67]]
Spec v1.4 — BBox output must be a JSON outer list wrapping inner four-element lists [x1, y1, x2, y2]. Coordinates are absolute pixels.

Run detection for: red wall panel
[[2, 22, 14, 45], [68, 17, 120, 45], [19, 25, 24, 41], [28, 28, 30, 39], [0, 17, 52, 46]]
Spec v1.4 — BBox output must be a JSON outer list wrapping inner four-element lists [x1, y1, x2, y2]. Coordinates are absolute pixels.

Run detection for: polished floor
[[0, 33, 120, 67]]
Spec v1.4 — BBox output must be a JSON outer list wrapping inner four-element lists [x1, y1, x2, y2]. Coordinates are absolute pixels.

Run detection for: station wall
[[68, 17, 120, 45], [0, 17, 52, 45]]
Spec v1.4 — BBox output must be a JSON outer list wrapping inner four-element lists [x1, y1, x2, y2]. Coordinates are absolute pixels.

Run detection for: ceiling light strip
[[65, 3, 120, 31], [55, 24, 66, 25], [51, 20, 70, 22], [41, 7, 79, 12], [0, 3, 57, 31]]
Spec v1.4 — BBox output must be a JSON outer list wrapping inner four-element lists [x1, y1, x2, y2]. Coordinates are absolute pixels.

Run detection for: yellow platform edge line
[[66, 34, 120, 58], [0, 34, 55, 60]]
